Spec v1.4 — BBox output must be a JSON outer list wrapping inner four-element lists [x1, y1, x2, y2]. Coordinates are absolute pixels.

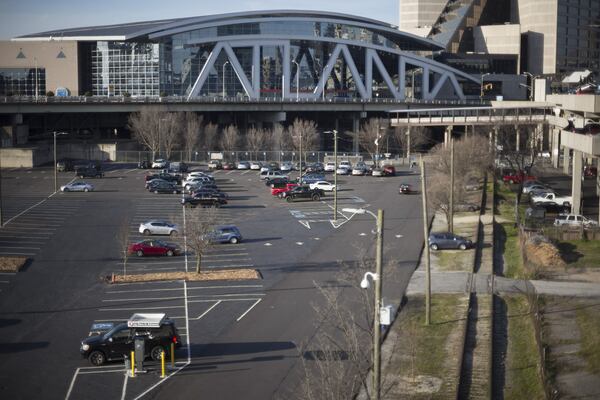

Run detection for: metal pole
[[222, 61, 229, 99], [449, 138, 454, 233], [373, 209, 384, 400], [292, 60, 300, 101], [420, 154, 431, 325], [333, 130, 338, 221], [0, 150, 3, 226], [299, 127, 303, 185], [53, 132, 58, 193]]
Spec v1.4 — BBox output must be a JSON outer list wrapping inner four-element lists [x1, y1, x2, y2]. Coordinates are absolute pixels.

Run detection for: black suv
[[283, 186, 324, 202], [76, 167, 103, 178], [148, 181, 181, 194], [80, 320, 181, 366], [181, 194, 227, 208]]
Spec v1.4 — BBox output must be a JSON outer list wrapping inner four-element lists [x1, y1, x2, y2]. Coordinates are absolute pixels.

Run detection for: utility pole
[[333, 130, 338, 221], [449, 138, 454, 233], [420, 154, 431, 325], [54, 132, 58, 193], [299, 127, 303, 185], [373, 208, 384, 400]]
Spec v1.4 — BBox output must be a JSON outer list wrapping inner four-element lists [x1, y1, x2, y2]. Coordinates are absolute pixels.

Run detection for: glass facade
[[91, 42, 160, 96], [556, 0, 600, 72], [0, 68, 46, 96]]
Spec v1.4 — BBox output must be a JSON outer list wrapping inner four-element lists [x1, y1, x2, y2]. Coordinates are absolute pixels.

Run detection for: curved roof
[[14, 9, 443, 51]]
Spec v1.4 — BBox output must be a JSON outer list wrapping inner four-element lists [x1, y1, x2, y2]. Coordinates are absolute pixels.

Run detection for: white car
[[237, 161, 250, 170], [554, 214, 598, 228], [351, 166, 368, 176], [186, 171, 213, 180], [280, 162, 293, 172], [523, 184, 552, 194], [309, 181, 336, 192], [139, 220, 180, 236], [260, 165, 271, 173], [336, 166, 351, 175], [371, 168, 384, 177], [60, 182, 94, 192], [339, 160, 352, 169], [250, 162, 262, 170], [531, 192, 572, 207], [324, 162, 336, 172], [183, 176, 212, 189], [152, 159, 168, 169]]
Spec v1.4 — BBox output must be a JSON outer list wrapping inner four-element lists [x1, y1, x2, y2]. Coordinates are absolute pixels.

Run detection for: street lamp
[[480, 73, 491, 99], [523, 72, 536, 101], [292, 60, 300, 101], [53, 131, 68, 193], [222, 61, 230, 99], [324, 130, 338, 221], [341, 207, 384, 400]]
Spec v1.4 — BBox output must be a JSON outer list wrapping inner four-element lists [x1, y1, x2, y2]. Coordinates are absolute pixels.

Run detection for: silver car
[[139, 220, 181, 236], [60, 181, 94, 192]]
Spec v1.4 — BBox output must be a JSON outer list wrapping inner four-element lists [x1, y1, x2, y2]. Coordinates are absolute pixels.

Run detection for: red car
[[382, 165, 396, 176], [222, 162, 235, 170], [272, 183, 298, 197], [502, 171, 536, 184], [128, 240, 181, 257]]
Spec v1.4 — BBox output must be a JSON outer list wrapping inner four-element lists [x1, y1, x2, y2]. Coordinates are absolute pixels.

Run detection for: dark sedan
[[428, 232, 472, 250], [148, 181, 181, 194], [128, 240, 181, 257]]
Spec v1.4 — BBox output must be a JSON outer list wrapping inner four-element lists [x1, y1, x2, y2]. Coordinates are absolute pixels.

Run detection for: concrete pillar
[[515, 125, 520, 152], [563, 147, 570, 175], [351, 118, 359, 154], [552, 128, 560, 169], [444, 126, 451, 148], [571, 150, 583, 215], [596, 158, 600, 197], [488, 130, 493, 151]]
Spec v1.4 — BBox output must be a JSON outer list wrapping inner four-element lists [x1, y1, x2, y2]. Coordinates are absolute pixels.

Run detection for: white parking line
[[236, 299, 262, 322], [99, 305, 185, 312], [106, 284, 262, 294], [102, 292, 264, 302], [191, 300, 221, 320]]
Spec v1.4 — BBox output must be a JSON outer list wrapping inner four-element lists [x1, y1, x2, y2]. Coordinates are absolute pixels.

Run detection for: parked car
[[137, 160, 150, 169], [223, 162, 235, 170], [128, 239, 181, 257], [371, 168, 384, 177], [502, 171, 536, 184], [236, 161, 250, 170], [382, 165, 396, 176], [139, 220, 180, 236], [80, 313, 181, 366], [260, 170, 288, 180], [152, 159, 169, 169], [280, 162, 294, 172], [523, 183, 552, 194], [204, 225, 243, 244], [351, 165, 369, 176], [531, 192, 572, 207], [189, 188, 227, 200], [398, 183, 413, 194], [268, 161, 280, 170], [60, 181, 94, 192], [56, 159, 74, 172], [301, 173, 326, 184], [181, 194, 227, 208], [428, 232, 473, 250], [309, 181, 336, 192], [186, 182, 219, 193], [272, 183, 299, 197], [282, 186, 325, 202], [145, 173, 180, 185], [339, 160, 352, 169], [183, 176, 213, 190], [324, 162, 336, 172], [534, 201, 569, 214], [250, 161, 262, 170], [186, 171, 214, 180], [260, 164, 272, 173], [168, 162, 188, 173], [294, 162, 307, 171], [148, 181, 181, 194], [306, 163, 325, 174], [76, 167, 103, 178], [207, 160, 222, 170], [554, 214, 599, 228], [336, 166, 351, 175]]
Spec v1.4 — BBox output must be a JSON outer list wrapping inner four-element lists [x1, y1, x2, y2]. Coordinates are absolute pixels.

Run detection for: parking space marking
[[191, 300, 222, 320]]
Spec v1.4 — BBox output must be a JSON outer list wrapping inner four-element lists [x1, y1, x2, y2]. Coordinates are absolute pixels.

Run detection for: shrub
[[46, 90, 55, 97]]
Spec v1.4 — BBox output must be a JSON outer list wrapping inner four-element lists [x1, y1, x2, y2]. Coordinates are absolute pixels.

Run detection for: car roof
[[216, 225, 239, 230]]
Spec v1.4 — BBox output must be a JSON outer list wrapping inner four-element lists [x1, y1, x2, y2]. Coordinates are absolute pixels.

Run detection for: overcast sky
[[0, 0, 400, 39]]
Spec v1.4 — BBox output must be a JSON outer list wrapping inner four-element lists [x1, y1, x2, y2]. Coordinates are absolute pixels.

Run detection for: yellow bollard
[[131, 351, 135, 377], [170, 342, 175, 368], [161, 350, 165, 378]]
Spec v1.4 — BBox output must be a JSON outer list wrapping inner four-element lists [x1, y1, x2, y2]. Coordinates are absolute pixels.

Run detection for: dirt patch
[[0, 257, 28, 272], [523, 235, 566, 272], [109, 269, 260, 284]]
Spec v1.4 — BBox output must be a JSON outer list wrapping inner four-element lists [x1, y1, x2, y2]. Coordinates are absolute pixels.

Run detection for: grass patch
[[0, 256, 28, 272], [387, 294, 468, 399], [109, 269, 260, 283], [495, 180, 528, 279], [504, 295, 546, 400], [576, 304, 600, 374], [557, 240, 600, 269], [436, 250, 472, 272]]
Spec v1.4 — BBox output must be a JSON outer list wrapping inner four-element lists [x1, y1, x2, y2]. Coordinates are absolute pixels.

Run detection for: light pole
[[53, 131, 68, 193], [292, 60, 300, 101], [342, 207, 384, 400], [480, 73, 491, 99], [222, 61, 230, 99], [325, 130, 338, 221], [523, 72, 535, 101]]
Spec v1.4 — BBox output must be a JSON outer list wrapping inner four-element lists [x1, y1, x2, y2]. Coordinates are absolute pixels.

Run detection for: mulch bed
[[107, 269, 260, 284], [0, 257, 28, 272]]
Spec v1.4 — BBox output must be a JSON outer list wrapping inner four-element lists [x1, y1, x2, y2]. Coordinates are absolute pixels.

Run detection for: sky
[[0, 0, 399, 39]]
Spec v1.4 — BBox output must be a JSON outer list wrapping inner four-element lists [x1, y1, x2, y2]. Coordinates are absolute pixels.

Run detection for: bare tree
[[392, 125, 431, 157], [271, 123, 290, 152], [358, 118, 388, 162], [116, 220, 130, 276], [162, 112, 183, 160], [127, 107, 162, 159], [183, 113, 203, 162], [204, 123, 219, 152], [246, 127, 268, 160], [184, 207, 218, 274], [289, 119, 319, 166], [220, 125, 240, 156], [495, 123, 539, 173]]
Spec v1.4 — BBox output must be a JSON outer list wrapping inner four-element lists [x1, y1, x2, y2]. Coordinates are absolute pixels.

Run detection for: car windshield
[[103, 323, 129, 340]]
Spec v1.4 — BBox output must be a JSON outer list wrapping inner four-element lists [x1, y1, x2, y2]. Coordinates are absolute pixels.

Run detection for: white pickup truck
[[531, 192, 572, 207]]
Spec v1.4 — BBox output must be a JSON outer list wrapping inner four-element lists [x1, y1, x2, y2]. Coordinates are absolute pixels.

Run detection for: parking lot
[[0, 163, 424, 399]]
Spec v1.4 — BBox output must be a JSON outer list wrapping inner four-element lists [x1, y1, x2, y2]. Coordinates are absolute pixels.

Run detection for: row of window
[[0, 68, 46, 96]]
